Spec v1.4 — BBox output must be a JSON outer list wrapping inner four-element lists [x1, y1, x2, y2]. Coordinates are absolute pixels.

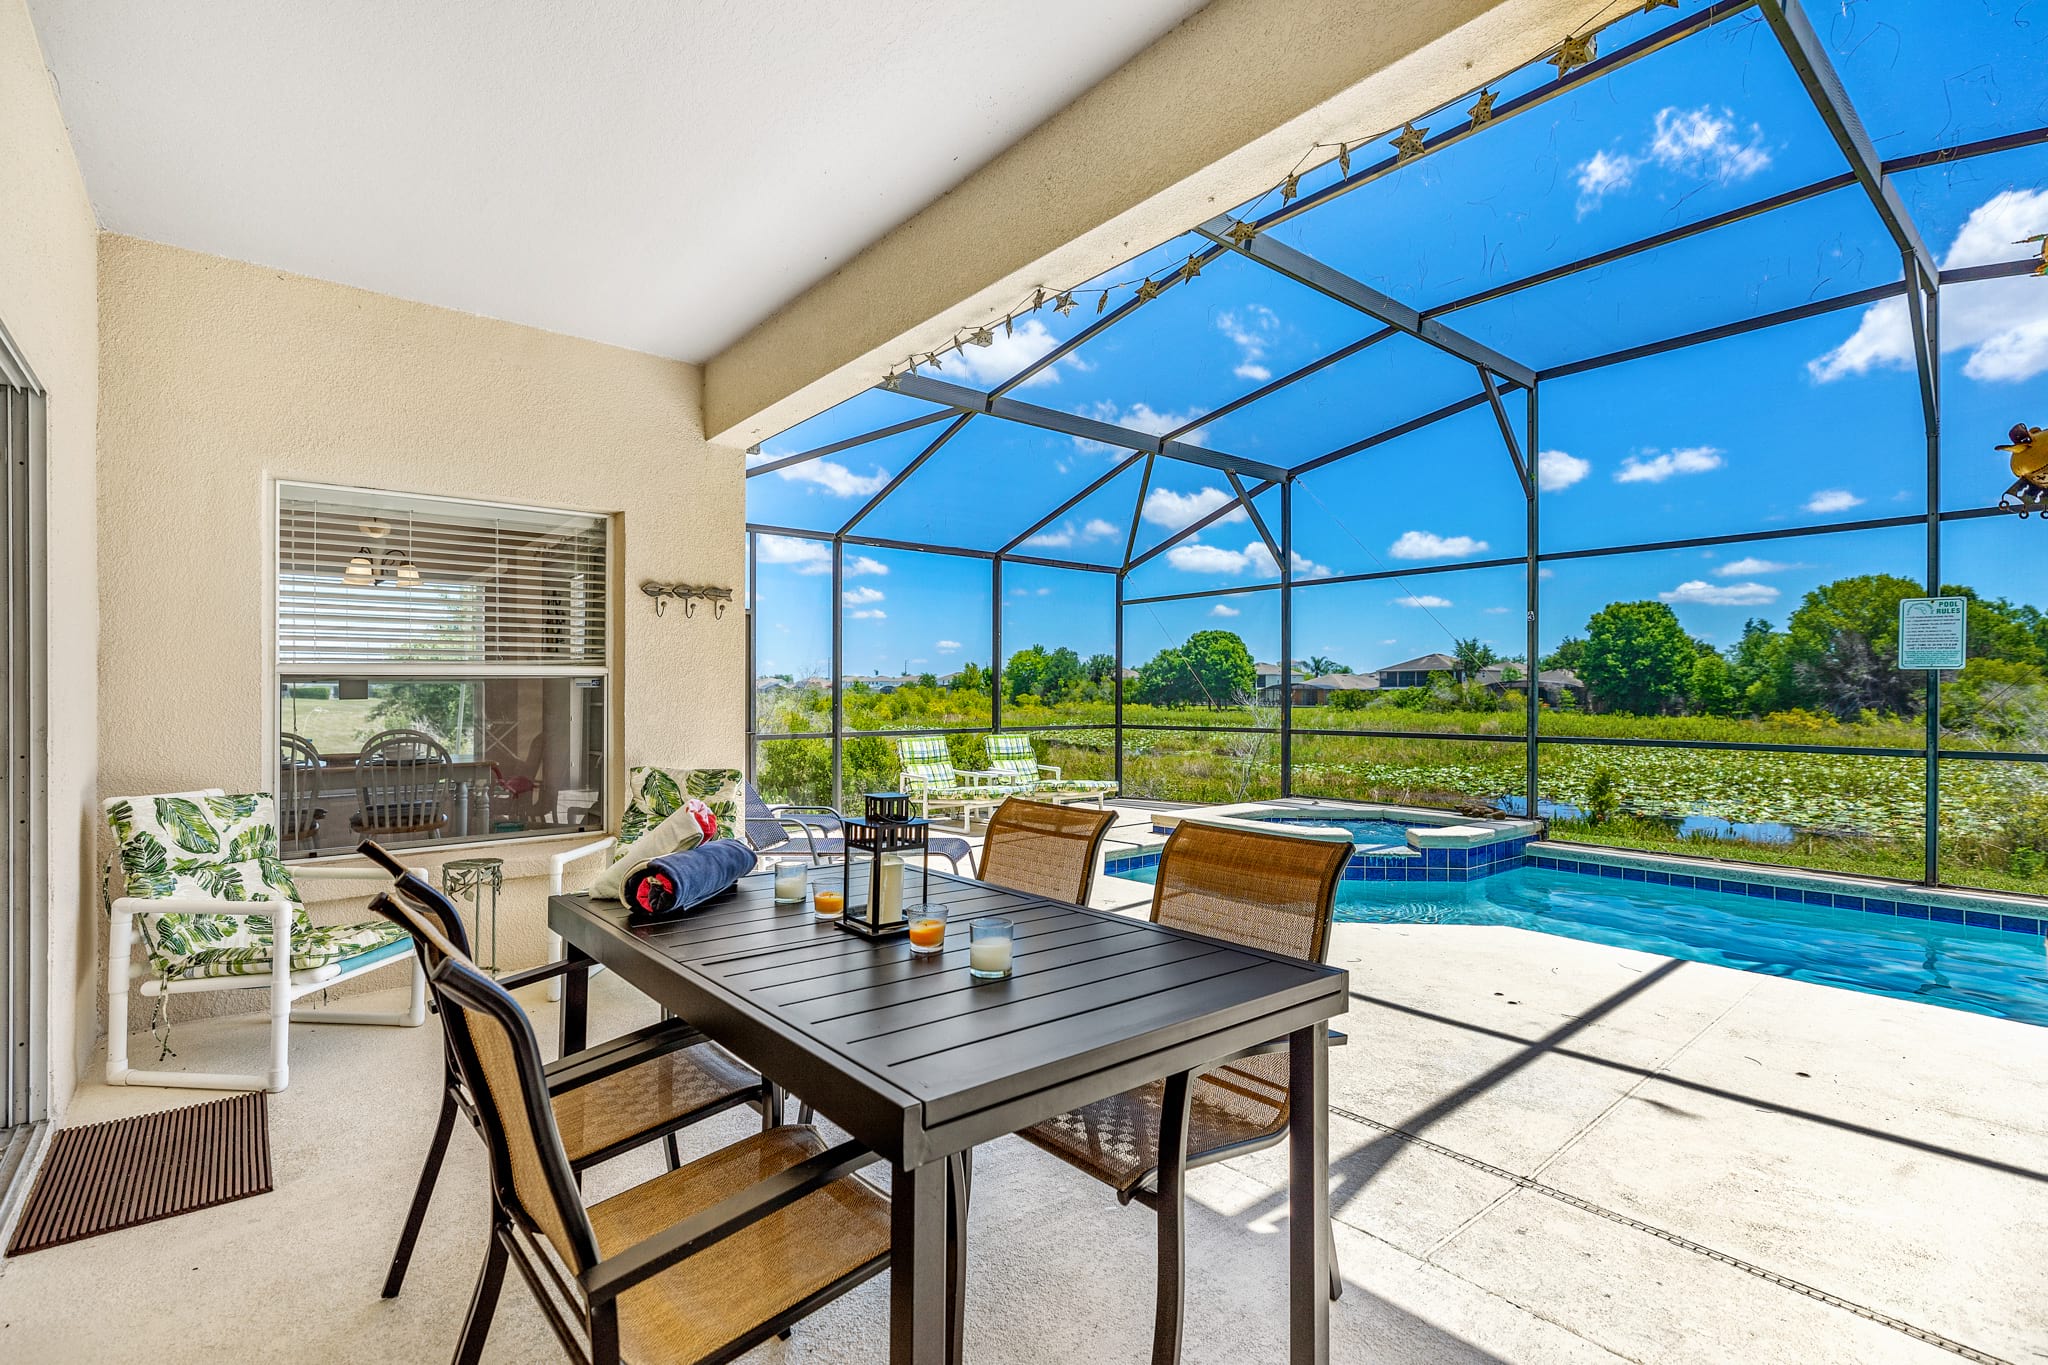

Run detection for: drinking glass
[[907, 903, 948, 955], [968, 917, 1014, 979]]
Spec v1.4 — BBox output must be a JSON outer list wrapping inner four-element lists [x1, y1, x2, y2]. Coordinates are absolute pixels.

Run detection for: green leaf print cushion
[[104, 789, 307, 965], [614, 767, 743, 860]]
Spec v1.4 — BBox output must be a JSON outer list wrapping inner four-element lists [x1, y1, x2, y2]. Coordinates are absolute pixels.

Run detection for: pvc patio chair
[[976, 797, 1114, 905], [1015, 819, 1351, 1363], [357, 846, 774, 1302], [403, 905, 895, 1365], [103, 788, 426, 1092], [744, 782, 977, 875], [894, 735, 1019, 830], [981, 734, 1117, 809]]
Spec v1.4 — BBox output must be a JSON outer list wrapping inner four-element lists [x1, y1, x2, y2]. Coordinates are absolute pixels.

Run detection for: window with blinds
[[277, 484, 608, 672]]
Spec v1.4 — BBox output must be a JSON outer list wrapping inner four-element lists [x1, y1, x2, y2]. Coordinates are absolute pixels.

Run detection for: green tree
[[1132, 630, 1255, 708], [947, 661, 990, 693], [371, 681, 474, 748], [1580, 601, 1697, 714], [1780, 573, 1925, 720], [1541, 636, 1587, 673], [1004, 644, 1083, 703], [1452, 638, 1499, 678], [1082, 653, 1117, 686], [1301, 655, 1349, 677], [1687, 651, 1739, 716]]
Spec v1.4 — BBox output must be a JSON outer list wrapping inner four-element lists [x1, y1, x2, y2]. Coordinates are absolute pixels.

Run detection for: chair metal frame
[[422, 939, 892, 1365], [359, 843, 778, 1303]]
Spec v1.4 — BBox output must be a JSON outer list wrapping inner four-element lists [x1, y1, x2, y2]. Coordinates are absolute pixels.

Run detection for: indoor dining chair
[[385, 895, 894, 1365], [358, 842, 774, 1303], [1015, 818, 1351, 1364], [975, 796, 1116, 905]]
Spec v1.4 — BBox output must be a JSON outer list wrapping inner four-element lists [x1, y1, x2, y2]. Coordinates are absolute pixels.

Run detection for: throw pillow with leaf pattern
[[614, 766, 742, 861], [104, 790, 309, 967]]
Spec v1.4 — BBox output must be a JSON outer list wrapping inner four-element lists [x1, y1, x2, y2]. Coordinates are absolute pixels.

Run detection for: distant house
[[1374, 653, 1462, 688], [1289, 672, 1379, 706], [1473, 664, 1588, 709]]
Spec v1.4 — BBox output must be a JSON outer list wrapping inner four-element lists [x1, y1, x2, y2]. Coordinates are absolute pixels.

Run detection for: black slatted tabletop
[[550, 861, 1346, 1364]]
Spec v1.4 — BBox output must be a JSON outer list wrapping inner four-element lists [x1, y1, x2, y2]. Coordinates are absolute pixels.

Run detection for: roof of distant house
[[1376, 653, 1460, 675], [1303, 672, 1378, 689]]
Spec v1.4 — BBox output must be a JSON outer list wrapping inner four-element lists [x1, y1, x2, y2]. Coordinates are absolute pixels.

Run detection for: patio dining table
[[549, 863, 1348, 1365]]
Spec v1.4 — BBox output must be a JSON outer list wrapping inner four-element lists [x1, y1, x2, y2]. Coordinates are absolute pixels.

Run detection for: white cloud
[[756, 535, 832, 575], [1164, 539, 1330, 579], [1804, 488, 1865, 513], [1036, 587, 1052, 595], [842, 586, 885, 605], [1393, 594, 1453, 608], [847, 555, 886, 578], [1812, 189, 2048, 384], [1390, 530, 1490, 560], [1614, 446, 1724, 483], [1028, 516, 1121, 549], [942, 318, 1067, 388], [1217, 305, 1280, 383], [1575, 148, 1637, 215], [773, 459, 886, 498], [1076, 401, 1208, 453], [1715, 557, 1805, 576], [848, 608, 887, 620], [1483, 606, 1511, 614], [935, 640, 961, 653], [1144, 486, 1246, 531], [1660, 580, 1780, 607], [1648, 105, 1771, 183], [1082, 517, 1118, 539], [1537, 448, 1591, 492], [1208, 603, 1241, 618]]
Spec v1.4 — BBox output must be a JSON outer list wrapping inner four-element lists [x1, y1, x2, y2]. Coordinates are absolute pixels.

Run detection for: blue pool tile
[[1598, 864, 1622, 879], [2002, 915, 2041, 935], [1831, 894, 1865, 912], [1801, 890, 1832, 906], [1927, 906, 1964, 925], [1669, 874, 1695, 889], [1774, 887, 1803, 903], [1646, 871, 1669, 885], [1965, 911, 2001, 930], [1895, 904, 1928, 920], [1746, 884, 1775, 900], [1623, 868, 1645, 882], [1862, 900, 1896, 916]]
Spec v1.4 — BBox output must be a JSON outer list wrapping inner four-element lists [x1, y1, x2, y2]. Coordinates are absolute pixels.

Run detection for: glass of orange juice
[[906, 904, 948, 955], [813, 887, 844, 921]]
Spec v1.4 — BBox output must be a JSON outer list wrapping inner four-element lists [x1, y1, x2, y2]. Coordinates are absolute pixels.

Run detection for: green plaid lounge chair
[[983, 734, 1117, 808], [104, 788, 426, 1092], [894, 736, 1020, 829]]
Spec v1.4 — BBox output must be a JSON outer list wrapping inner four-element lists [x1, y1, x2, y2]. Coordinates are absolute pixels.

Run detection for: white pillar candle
[[968, 936, 1012, 975], [874, 854, 905, 925]]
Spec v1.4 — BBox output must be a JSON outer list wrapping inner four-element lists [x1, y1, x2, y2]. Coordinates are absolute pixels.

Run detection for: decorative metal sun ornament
[[1390, 122, 1430, 161], [1550, 32, 1598, 77], [1998, 423, 2048, 516]]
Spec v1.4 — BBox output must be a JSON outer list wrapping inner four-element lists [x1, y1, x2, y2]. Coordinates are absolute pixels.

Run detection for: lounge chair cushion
[[894, 737, 963, 793], [157, 919, 414, 981], [983, 736, 1115, 793], [105, 790, 312, 965], [617, 767, 743, 856]]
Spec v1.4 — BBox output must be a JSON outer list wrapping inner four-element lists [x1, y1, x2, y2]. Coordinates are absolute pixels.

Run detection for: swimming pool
[[1250, 814, 1417, 847], [1110, 862, 2048, 1025]]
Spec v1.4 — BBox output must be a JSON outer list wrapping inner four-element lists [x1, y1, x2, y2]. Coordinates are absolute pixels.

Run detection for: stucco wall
[[0, 0, 100, 1121], [97, 235, 744, 1030]]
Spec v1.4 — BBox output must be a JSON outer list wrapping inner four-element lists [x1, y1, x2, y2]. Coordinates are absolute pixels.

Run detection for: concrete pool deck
[[2, 809, 2041, 1362]]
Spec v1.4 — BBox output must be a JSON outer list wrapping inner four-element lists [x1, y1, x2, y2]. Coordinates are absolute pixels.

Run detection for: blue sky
[[749, 1, 2048, 682]]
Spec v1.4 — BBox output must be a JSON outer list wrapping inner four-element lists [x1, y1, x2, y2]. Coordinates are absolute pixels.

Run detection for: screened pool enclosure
[[746, 0, 2048, 896]]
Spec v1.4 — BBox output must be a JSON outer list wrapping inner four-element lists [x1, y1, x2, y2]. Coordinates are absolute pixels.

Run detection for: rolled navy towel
[[623, 838, 759, 921]]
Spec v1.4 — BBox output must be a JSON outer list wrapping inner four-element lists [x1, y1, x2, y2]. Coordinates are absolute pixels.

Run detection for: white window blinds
[[278, 484, 608, 671]]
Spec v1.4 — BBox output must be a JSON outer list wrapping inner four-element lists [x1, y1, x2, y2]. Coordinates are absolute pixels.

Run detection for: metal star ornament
[[1550, 32, 1597, 76], [967, 326, 994, 348], [1281, 172, 1300, 203], [882, 371, 901, 391], [1639, 0, 1678, 11], [1226, 219, 1259, 248], [1178, 254, 1202, 284], [1337, 142, 1352, 176], [1135, 277, 1161, 304], [1055, 291, 1077, 315], [2020, 233, 2048, 276], [1466, 89, 1499, 128], [1390, 122, 1429, 161]]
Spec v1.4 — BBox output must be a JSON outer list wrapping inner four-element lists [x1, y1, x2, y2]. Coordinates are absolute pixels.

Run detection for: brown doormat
[[5, 1092, 271, 1255]]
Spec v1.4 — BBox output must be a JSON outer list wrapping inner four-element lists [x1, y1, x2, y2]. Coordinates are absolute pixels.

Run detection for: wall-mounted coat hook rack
[[641, 582, 735, 618]]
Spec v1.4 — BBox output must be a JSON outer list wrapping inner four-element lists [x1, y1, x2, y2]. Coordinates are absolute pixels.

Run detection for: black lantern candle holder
[[837, 810, 931, 941], [864, 791, 912, 824]]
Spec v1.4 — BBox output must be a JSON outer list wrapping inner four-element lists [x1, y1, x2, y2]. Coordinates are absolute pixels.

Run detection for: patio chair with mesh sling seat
[[1014, 819, 1351, 1364], [744, 782, 977, 875], [357, 841, 775, 1303], [377, 892, 897, 1365], [975, 796, 1114, 905]]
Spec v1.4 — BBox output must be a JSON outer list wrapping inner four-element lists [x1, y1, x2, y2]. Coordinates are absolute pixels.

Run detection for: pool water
[[1112, 864, 2048, 1024], [1249, 814, 1419, 847]]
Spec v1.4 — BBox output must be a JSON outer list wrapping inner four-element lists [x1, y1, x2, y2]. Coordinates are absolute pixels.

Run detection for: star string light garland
[[877, 0, 1684, 392]]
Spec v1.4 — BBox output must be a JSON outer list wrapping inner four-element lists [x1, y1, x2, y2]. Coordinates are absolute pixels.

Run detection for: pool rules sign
[[1898, 596, 1966, 671]]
